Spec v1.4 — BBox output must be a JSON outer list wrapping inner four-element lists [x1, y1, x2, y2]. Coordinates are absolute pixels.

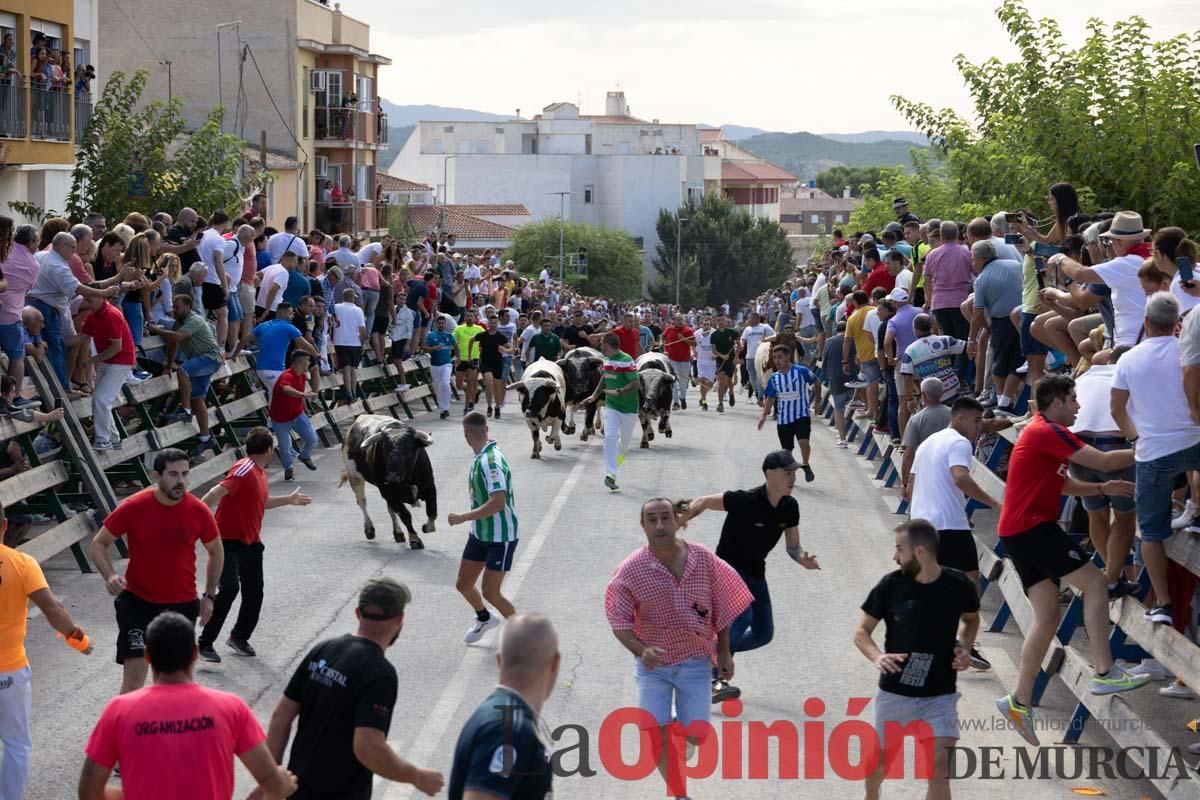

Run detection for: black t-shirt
[[552, 324, 567, 339], [165, 224, 201, 269], [474, 331, 508, 365], [714, 485, 800, 578], [860, 568, 979, 697], [448, 688, 553, 800], [563, 323, 593, 348], [406, 280, 429, 311], [284, 634, 398, 799]]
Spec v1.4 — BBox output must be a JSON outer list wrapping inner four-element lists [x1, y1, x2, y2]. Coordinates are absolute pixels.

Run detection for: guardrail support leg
[[1062, 703, 1091, 744]]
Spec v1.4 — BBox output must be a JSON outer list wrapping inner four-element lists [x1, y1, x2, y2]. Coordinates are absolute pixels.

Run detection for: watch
[[203, 592, 216, 601]]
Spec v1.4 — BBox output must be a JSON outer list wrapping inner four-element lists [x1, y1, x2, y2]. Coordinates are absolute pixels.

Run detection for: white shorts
[[696, 361, 716, 382]]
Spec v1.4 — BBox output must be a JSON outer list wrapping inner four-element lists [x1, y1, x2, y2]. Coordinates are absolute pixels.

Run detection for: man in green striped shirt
[[591, 332, 640, 491], [448, 411, 519, 644]]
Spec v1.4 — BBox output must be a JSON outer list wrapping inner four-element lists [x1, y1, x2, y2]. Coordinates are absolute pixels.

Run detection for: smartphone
[[1032, 241, 1061, 258], [1034, 256, 1047, 289], [1178, 256, 1195, 287], [1004, 232, 1022, 245]]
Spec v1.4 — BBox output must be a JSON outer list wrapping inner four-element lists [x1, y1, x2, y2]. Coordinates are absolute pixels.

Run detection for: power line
[[107, 0, 201, 110], [242, 44, 306, 159]]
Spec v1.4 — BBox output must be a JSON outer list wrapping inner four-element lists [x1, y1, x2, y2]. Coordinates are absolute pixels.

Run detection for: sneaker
[[996, 694, 1039, 746], [729, 395, 735, 408], [680, 399, 687, 410], [700, 400, 708, 411], [1190, 742, 1200, 756], [717, 405, 724, 413], [844, 380, 868, 389], [189, 438, 216, 459], [494, 408, 501, 419], [801, 464, 815, 483], [1159, 682, 1196, 700], [165, 408, 192, 423], [300, 457, 317, 471], [711, 679, 742, 703], [672, 402, 680, 411], [992, 407, 1019, 418], [1107, 577, 1141, 600], [604, 474, 618, 491], [12, 397, 40, 409], [1129, 658, 1172, 681], [440, 411, 450, 419], [284, 467, 294, 482], [1172, 499, 1198, 529], [463, 613, 501, 644], [93, 440, 114, 451], [111, 439, 123, 450], [836, 439, 848, 449], [1090, 664, 1153, 695], [227, 637, 256, 657], [487, 406, 494, 417], [198, 644, 222, 663], [969, 644, 991, 671], [1144, 604, 1173, 625], [980, 396, 998, 409]]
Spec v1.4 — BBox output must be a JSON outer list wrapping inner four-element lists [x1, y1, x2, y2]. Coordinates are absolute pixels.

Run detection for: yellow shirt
[[846, 306, 876, 362], [453, 324, 485, 362], [0, 544, 48, 672]]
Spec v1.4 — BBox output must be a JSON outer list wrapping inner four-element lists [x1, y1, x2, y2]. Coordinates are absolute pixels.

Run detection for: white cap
[[888, 287, 910, 303]]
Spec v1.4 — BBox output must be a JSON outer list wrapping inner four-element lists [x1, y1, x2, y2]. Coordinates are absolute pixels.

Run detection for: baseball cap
[[358, 577, 411, 620], [888, 287, 910, 303], [762, 450, 801, 472]]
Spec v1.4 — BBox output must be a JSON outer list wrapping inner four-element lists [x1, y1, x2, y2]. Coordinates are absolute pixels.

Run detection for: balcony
[[315, 106, 384, 147], [75, 93, 92, 141], [0, 79, 26, 139], [316, 200, 381, 236], [30, 82, 71, 141]]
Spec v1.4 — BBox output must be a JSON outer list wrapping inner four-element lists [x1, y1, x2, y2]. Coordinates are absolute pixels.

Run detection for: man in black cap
[[893, 198, 921, 226], [262, 578, 444, 798], [682, 450, 821, 701]]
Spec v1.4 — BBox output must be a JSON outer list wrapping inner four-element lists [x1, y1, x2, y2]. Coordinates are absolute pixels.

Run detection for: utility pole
[[440, 154, 458, 235], [548, 191, 571, 283], [675, 216, 688, 307], [159, 60, 172, 101], [215, 21, 242, 133]]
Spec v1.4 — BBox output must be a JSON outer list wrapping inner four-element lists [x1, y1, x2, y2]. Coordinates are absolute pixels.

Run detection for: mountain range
[[378, 103, 928, 181]]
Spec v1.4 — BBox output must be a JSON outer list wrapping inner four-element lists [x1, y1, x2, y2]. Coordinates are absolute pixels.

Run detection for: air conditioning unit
[[315, 156, 328, 177], [310, 71, 327, 92]]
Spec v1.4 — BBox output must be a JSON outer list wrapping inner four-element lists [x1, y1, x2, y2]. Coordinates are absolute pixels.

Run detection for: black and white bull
[[635, 352, 676, 449], [557, 347, 604, 440], [508, 359, 566, 459], [339, 414, 437, 548]]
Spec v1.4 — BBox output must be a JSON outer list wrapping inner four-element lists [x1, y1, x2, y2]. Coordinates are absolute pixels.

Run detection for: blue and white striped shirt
[[765, 365, 816, 425]]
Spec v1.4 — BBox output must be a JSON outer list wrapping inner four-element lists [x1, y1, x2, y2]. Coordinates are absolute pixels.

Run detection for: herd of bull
[[333, 349, 684, 548]]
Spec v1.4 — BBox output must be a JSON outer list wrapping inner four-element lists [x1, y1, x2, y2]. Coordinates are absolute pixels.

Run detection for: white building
[[388, 91, 722, 265]]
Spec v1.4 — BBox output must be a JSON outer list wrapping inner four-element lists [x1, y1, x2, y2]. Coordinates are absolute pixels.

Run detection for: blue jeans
[[271, 414, 317, 469], [121, 299, 144, 346], [729, 571, 773, 655], [635, 655, 712, 728], [27, 299, 65, 388], [884, 369, 899, 435], [1135, 439, 1200, 541]]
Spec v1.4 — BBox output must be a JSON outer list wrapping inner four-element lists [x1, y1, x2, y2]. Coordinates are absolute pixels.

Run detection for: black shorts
[[776, 417, 812, 450], [462, 535, 518, 571], [201, 282, 227, 312], [479, 359, 504, 379], [1002, 521, 1089, 590], [936, 529, 980, 574], [334, 345, 362, 367], [989, 315, 1024, 377], [456, 359, 479, 374], [717, 359, 735, 377], [390, 340, 408, 361], [371, 315, 390, 336], [114, 591, 199, 665]]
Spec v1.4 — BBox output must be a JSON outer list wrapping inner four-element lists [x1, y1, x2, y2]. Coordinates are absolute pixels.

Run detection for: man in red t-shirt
[[607, 312, 642, 359], [78, 612, 297, 800], [197, 427, 310, 663], [993, 374, 1149, 746], [80, 295, 135, 451], [662, 313, 696, 410], [862, 249, 895, 296], [269, 350, 320, 482], [90, 448, 223, 695]]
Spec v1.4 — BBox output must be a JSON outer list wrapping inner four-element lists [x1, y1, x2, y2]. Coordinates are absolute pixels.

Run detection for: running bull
[[636, 352, 676, 448], [508, 358, 566, 459], [339, 415, 437, 548], [557, 346, 604, 440]]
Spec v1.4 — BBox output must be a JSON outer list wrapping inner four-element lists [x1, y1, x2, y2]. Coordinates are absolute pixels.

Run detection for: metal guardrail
[[75, 93, 92, 141], [30, 83, 70, 141], [0, 80, 26, 139]]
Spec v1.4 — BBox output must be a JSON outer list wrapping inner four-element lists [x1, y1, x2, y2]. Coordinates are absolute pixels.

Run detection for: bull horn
[[507, 381, 526, 392], [414, 429, 433, 445], [361, 430, 387, 450]]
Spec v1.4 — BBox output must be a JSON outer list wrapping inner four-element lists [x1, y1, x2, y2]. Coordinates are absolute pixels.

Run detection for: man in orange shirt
[[1, 502, 93, 800]]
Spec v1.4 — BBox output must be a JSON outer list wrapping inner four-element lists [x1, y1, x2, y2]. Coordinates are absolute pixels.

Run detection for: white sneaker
[[1159, 682, 1196, 700], [836, 439, 848, 449], [1190, 742, 1200, 756], [463, 614, 501, 644], [1172, 500, 1198, 530], [1129, 658, 1172, 681]]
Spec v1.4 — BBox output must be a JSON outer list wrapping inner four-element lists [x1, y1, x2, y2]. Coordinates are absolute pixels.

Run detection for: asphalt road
[[22, 387, 1165, 799]]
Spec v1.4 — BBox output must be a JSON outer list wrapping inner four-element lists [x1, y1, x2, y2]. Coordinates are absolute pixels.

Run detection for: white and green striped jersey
[[468, 441, 518, 542]]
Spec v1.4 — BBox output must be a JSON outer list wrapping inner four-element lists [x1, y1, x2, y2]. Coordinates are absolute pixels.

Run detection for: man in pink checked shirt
[[605, 497, 752, 799]]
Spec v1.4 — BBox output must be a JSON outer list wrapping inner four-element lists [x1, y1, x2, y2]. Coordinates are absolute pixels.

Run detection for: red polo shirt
[[613, 326, 640, 357], [863, 264, 895, 295], [215, 458, 269, 544], [662, 325, 695, 362], [80, 301, 136, 366], [269, 369, 307, 423]]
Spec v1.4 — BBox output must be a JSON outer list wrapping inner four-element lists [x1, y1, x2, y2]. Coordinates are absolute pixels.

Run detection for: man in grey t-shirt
[[901, 378, 953, 494]]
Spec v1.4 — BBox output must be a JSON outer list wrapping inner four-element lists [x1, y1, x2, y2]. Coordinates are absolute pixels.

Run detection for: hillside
[[378, 102, 510, 127], [819, 130, 928, 145], [736, 132, 925, 181]]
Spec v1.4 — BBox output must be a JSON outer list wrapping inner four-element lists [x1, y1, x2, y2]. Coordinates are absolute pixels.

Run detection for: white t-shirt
[[695, 329, 714, 364], [740, 323, 774, 361], [266, 231, 309, 263], [255, 264, 290, 311], [895, 268, 914, 292], [1091, 254, 1149, 347], [1169, 272, 1200, 316], [519, 324, 538, 359], [464, 265, 481, 287], [220, 238, 243, 287], [1111, 335, 1200, 462], [864, 309, 882, 338], [357, 242, 383, 263], [1070, 364, 1121, 434], [793, 299, 815, 329], [198, 229, 228, 285], [909, 427, 974, 530], [332, 302, 367, 346], [539, 268, 551, 285], [332, 247, 361, 268]]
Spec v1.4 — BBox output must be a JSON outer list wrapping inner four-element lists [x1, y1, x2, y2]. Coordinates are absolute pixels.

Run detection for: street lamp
[[675, 216, 688, 307], [440, 154, 458, 234], [547, 191, 571, 283]]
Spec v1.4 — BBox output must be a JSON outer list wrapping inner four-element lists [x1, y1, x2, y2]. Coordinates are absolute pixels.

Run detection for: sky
[[350, 0, 1200, 134]]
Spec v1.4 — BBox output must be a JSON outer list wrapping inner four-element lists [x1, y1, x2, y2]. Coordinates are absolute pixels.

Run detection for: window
[[31, 19, 63, 50], [810, 214, 820, 224], [495, 127, 505, 134], [834, 213, 845, 223], [355, 164, 371, 201], [584, 185, 593, 204], [443, 125, 455, 133], [302, 68, 310, 139], [585, 134, 591, 155], [315, 156, 328, 177], [355, 75, 373, 111]]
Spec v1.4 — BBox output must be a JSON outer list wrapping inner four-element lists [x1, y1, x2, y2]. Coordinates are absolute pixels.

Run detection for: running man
[[683, 450, 820, 701], [710, 316, 738, 412], [854, 520, 980, 800], [662, 313, 696, 410], [197, 427, 311, 663], [591, 332, 639, 491], [423, 314, 457, 420], [453, 308, 485, 413], [473, 314, 512, 419], [758, 345, 817, 481], [994, 374, 1151, 745], [693, 315, 717, 410], [448, 411, 519, 644], [90, 448, 223, 695]]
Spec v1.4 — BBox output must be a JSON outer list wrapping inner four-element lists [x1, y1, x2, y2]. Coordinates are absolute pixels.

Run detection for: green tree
[[878, 0, 1200, 233], [508, 218, 643, 300], [814, 165, 885, 198], [67, 68, 259, 223], [652, 195, 793, 308]]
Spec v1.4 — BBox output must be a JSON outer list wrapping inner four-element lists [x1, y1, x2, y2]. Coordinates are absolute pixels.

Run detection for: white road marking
[[379, 442, 594, 799]]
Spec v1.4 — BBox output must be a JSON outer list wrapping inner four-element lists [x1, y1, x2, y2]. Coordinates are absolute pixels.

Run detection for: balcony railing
[[316, 200, 379, 236], [379, 114, 388, 144], [315, 106, 383, 145], [30, 81, 71, 141], [0, 79, 26, 139], [75, 93, 92, 142]]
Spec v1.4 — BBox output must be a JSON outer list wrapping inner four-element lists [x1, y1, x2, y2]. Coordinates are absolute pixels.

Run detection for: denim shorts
[[1135, 440, 1200, 541], [860, 359, 881, 383], [181, 354, 221, 399], [831, 390, 853, 410], [0, 322, 23, 361], [1019, 311, 1049, 356], [1068, 437, 1135, 514], [874, 689, 960, 744], [226, 290, 244, 323], [634, 655, 713, 730]]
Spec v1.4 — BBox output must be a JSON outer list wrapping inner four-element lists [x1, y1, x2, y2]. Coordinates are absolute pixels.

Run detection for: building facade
[[389, 91, 721, 264], [779, 187, 861, 235], [99, 0, 389, 238], [0, 0, 97, 217], [702, 128, 796, 221]]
